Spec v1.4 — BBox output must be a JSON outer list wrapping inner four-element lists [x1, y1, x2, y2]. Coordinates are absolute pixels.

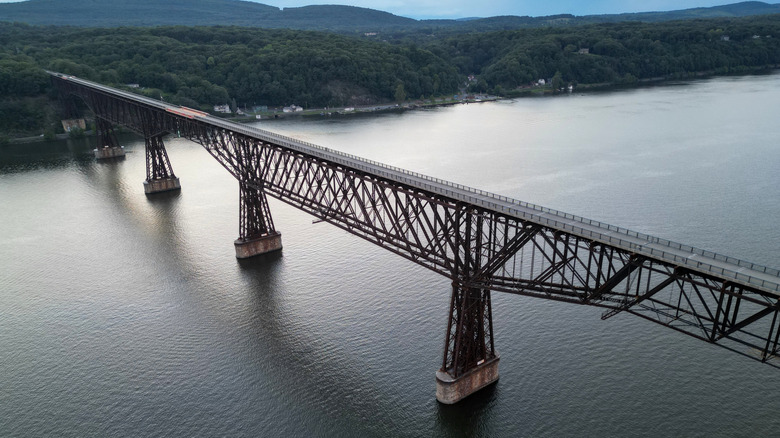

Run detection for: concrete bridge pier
[[94, 118, 125, 159], [95, 146, 125, 159], [234, 181, 282, 258], [234, 233, 283, 258], [436, 355, 500, 404], [143, 177, 181, 194], [143, 134, 181, 194]]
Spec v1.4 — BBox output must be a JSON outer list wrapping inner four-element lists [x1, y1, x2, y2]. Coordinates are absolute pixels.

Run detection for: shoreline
[[6, 132, 78, 145], [226, 94, 501, 123], [4, 66, 778, 143], [172, 65, 780, 125]]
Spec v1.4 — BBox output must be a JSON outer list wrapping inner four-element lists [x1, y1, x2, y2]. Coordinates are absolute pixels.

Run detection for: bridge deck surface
[[55, 72, 780, 297]]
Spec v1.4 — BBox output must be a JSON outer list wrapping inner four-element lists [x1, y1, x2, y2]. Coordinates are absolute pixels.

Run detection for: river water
[[2, 73, 780, 437]]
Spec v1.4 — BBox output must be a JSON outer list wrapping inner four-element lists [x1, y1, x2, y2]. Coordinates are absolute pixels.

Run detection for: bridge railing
[[220, 120, 780, 294]]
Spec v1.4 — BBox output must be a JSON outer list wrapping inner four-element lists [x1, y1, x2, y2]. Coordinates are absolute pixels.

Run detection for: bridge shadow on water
[[234, 250, 284, 274], [0, 137, 95, 173], [435, 382, 500, 437], [143, 187, 181, 203]]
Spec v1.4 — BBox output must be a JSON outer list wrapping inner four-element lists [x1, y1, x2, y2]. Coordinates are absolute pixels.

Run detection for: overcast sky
[[0, 0, 766, 19]]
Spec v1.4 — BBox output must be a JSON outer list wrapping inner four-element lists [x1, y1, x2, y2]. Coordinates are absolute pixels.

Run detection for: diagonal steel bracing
[[144, 135, 176, 181], [95, 117, 121, 150]]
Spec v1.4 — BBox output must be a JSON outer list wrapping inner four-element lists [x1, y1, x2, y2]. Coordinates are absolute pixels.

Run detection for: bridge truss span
[[49, 71, 780, 404]]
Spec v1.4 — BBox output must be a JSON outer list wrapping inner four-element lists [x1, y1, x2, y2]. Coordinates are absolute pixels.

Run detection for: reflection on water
[[2, 73, 780, 437]]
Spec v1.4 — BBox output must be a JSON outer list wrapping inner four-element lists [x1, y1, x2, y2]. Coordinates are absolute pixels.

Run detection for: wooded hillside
[[1, 14, 779, 137]]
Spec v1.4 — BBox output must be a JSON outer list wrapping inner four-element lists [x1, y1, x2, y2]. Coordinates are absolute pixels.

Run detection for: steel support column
[[234, 180, 282, 258], [436, 207, 499, 404], [143, 134, 181, 194], [94, 117, 125, 159]]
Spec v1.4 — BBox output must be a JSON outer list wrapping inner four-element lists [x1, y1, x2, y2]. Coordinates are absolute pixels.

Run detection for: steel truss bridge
[[50, 71, 780, 403]]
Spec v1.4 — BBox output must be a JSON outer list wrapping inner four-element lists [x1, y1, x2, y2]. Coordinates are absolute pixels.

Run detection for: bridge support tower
[[94, 118, 125, 159], [437, 283, 499, 404], [234, 181, 281, 258], [143, 134, 181, 194], [436, 207, 499, 404]]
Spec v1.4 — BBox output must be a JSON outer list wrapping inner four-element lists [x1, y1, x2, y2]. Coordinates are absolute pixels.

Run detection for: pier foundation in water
[[234, 233, 283, 258], [94, 146, 125, 159], [435, 355, 499, 404], [143, 177, 181, 194]]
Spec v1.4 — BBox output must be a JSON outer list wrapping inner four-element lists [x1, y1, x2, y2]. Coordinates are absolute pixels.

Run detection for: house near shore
[[213, 104, 231, 113], [283, 105, 303, 113]]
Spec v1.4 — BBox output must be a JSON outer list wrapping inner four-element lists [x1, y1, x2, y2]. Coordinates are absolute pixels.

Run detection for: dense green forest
[[0, 25, 461, 136], [1, 14, 780, 138], [429, 15, 780, 92]]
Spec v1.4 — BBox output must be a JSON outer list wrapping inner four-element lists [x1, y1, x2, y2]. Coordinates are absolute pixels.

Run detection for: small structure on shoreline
[[213, 104, 231, 113], [283, 105, 303, 113], [61, 118, 86, 133]]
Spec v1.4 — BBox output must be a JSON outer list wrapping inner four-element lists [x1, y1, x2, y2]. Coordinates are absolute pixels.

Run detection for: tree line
[[1, 15, 779, 136], [427, 16, 780, 94]]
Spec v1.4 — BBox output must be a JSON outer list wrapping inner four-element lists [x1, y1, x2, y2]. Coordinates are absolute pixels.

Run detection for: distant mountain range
[[1, 0, 779, 32]]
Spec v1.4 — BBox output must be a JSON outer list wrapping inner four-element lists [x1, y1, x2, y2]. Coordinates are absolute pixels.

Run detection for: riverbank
[[1, 97, 499, 145], [506, 65, 780, 97], [226, 94, 500, 123], [5, 132, 78, 145], [232, 65, 780, 121], [3, 66, 778, 143]]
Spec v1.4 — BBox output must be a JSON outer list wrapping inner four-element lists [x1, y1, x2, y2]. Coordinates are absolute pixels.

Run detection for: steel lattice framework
[[51, 72, 780, 385], [95, 117, 121, 150]]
